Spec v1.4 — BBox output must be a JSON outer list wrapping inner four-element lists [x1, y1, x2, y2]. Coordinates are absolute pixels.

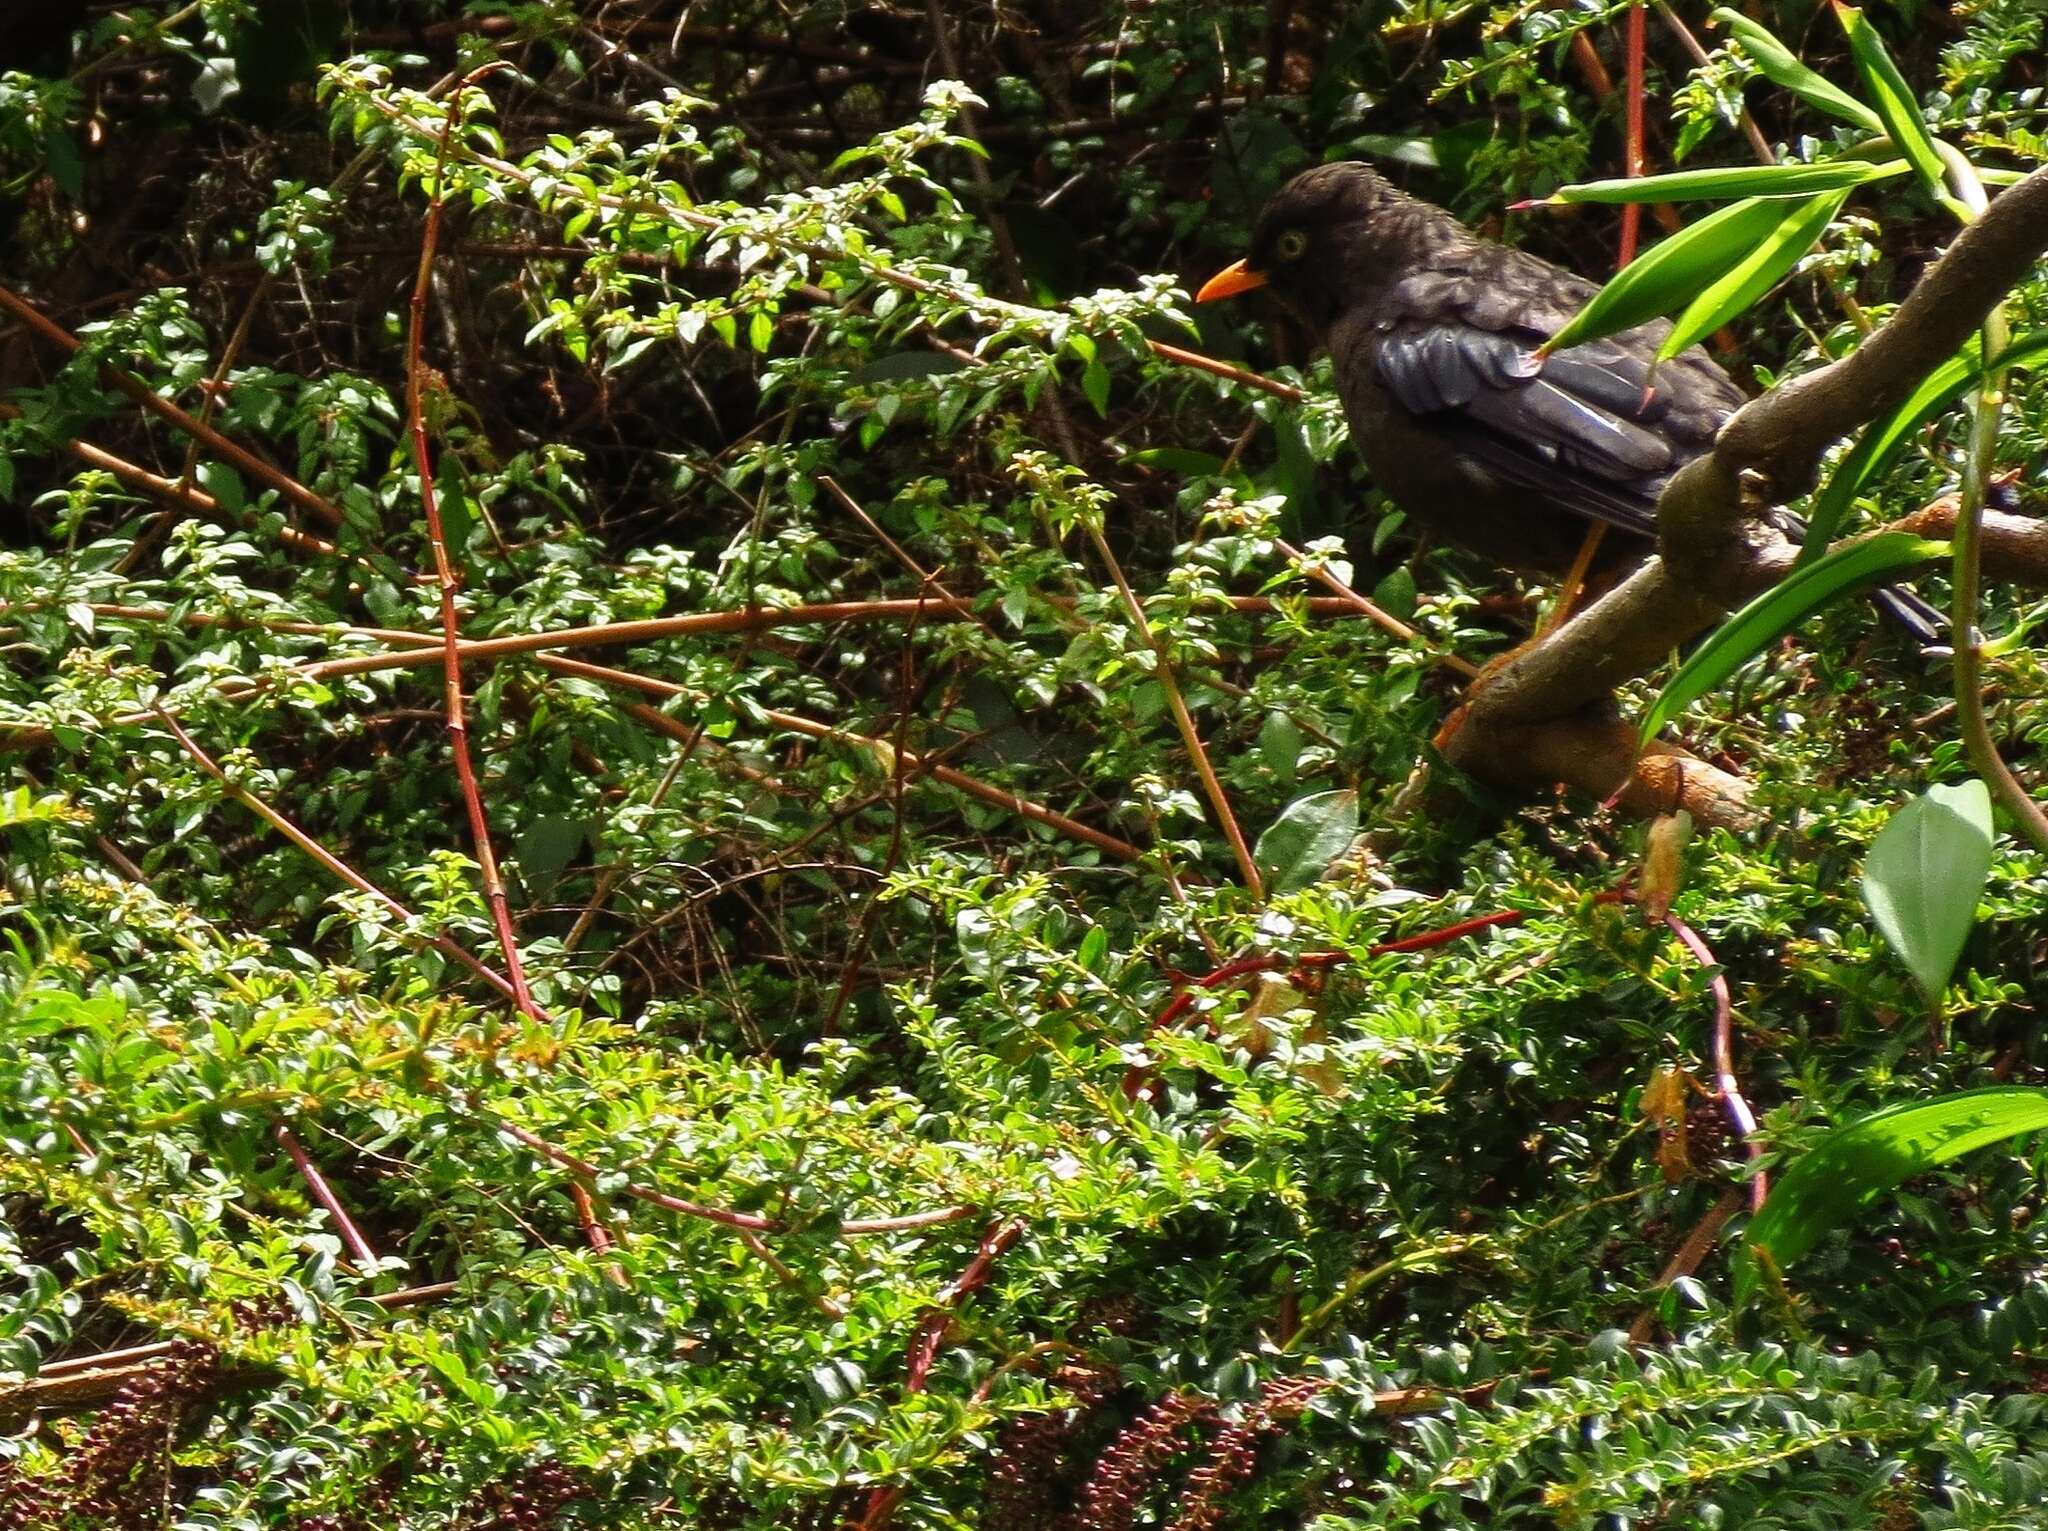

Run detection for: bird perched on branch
[[1197, 161, 1940, 640]]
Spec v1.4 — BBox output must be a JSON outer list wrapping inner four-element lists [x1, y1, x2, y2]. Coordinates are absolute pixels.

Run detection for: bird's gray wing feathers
[[1374, 318, 1687, 537]]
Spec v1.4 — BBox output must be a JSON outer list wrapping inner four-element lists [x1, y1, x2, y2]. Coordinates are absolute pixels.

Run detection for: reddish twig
[[1619, 1, 1647, 266], [0, 283, 347, 530], [857, 1213, 1030, 1531], [1625, 1186, 1745, 1345], [151, 710, 548, 1015], [406, 64, 539, 1027], [274, 1122, 379, 1268], [1664, 915, 1765, 1211], [568, 1178, 630, 1288]]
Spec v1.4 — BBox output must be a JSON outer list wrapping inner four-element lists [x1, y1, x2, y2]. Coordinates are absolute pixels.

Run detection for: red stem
[[1619, 1, 1647, 266], [1664, 914, 1766, 1211], [406, 65, 540, 1026], [275, 1122, 379, 1268]]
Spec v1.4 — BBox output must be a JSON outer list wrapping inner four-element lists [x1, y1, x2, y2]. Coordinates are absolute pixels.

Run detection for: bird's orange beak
[[1195, 259, 1268, 303]]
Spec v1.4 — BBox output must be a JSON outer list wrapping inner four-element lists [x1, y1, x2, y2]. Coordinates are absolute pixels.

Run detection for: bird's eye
[[1273, 229, 1310, 261]]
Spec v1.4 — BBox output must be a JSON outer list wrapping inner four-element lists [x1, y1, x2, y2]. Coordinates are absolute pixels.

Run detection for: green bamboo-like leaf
[[1656, 191, 1849, 361], [1862, 780, 1994, 1003], [1541, 197, 1790, 354], [1545, 158, 1906, 206], [1798, 331, 2048, 567], [1712, 7, 1882, 132], [1638, 531, 1950, 745], [1833, 3, 1948, 199], [1739, 1087, 2048, 1304]]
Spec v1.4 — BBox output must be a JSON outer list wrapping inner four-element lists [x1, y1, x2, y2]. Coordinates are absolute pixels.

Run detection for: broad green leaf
[[1638, 531, 1950, 745], [1712, 7, 1882, 132], [1833, 3, 1948, 200], [1541, 197, 1790, 354], [1740, 1087, 2048, 1303], [1543, 159, 1907, 205], [1862, 779, 1994, 1003], [1254, 789, 1358, 895], [854, 352, 971, 383], [1656, 191, 1849, 360], [1126, 447, 1227, 476], [1797, 332, 2048, 567]]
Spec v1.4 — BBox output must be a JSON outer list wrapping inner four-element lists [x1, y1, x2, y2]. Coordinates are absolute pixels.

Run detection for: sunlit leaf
[[1541, 197, 1790, 354], [1542, 159, 1906, 206], [1833, 2, 1949, 200], [1657, 191, 1849, 360], [1254, 789, 1357, 895], [1862, 779, 1994, 1003], [1639, 531, 1950, 744], [1740, 1087, 2048, 1303], [1712, 7, 1882, 131], [1798, 332, 2048, 565]]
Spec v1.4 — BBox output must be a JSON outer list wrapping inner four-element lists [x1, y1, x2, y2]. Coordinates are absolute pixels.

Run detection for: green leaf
[[1258, 713, 1302, 785], [854, 352, 971, 383], [1862, 779, 1994, 1003], [1126, 447, 1226, 476], [1740, 1087, 2048, 1302], [1081, 357, 1111, 417], [1544, 159, 1906, 205], [1542, 197, 1791, 354], [1712, 7, 1882, 132], [1638, 531, 1950, 745], [1833, 3, 1948, 200], [1254, 789, 1358, 895], [1657, 190, 1849, 361], [197, 461, 247, 516], [1797, 332, 2048, 565]]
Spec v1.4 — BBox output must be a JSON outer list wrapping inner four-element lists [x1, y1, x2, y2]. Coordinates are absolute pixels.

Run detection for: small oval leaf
[[1254, 789, 1358, 896], [1862, 778, 1995, 1003], [1639, 531, 1951, 745]]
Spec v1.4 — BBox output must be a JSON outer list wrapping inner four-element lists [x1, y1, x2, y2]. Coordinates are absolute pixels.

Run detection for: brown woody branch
[[1441, 164, 2048, 823]]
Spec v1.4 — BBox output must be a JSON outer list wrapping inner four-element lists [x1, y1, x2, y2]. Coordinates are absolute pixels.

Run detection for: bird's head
[[1196, 161, 1401, 333]]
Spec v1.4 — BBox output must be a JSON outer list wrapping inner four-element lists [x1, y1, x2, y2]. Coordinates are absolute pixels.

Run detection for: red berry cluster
[[228, 1294, 299, 1333], [985, 1364, 1115, 1527], [461, 1459, 586, 1529], [0, 1338, 222, 1530], [1165, 1375, 1327, 1531], [1065, 1388, 1215, 1531]]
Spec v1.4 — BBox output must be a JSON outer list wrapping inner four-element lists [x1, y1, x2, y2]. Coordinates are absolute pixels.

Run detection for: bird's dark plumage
[[1204, 162, 1940, 639]]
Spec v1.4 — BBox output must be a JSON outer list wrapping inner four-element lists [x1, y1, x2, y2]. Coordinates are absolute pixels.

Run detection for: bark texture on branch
[[1439, 165, 2048, 828]]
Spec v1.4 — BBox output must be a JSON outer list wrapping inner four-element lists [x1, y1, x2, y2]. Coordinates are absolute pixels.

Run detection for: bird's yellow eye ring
[[1273, 229, 1310, 261]]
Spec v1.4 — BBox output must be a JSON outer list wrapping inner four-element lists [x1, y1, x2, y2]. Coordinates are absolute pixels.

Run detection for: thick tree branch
[[1442, 163, 2048, 811]]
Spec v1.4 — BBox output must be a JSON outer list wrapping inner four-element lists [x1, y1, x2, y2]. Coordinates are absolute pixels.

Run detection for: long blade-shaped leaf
[[1544, 159, 1906, 206], [1798, 331, 2048, 565], [1712, 7, 1882, 132], [1638, 531, 1950, 745], [1863, 780, 1994, 1003], [1541, 197, 1790, 355], [1656, 191, 1849, 361], [1739, 1087, 2048, 1304], [1833, 3, 1948, 200]]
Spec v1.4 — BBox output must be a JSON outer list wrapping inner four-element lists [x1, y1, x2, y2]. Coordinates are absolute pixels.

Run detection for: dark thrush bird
[[1197, 161, 1940, 639]]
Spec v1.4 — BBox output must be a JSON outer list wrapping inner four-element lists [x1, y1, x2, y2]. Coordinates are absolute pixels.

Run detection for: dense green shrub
[[1, 2, 2046, 1526]]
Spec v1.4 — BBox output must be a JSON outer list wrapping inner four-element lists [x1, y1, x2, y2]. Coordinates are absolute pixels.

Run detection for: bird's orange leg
[[1538, 523, 1607, 639]]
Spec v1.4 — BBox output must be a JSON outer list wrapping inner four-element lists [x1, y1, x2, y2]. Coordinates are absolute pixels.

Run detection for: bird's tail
[[1870, 584, 1945, 647]]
